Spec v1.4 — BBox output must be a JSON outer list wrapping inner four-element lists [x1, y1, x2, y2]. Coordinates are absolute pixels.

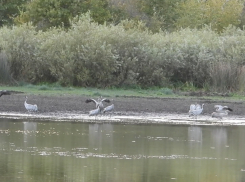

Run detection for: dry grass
[[210, 62, 245, 92], [0, 52, 12, 83]]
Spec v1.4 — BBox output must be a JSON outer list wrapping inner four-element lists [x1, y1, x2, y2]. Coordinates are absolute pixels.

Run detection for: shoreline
[[1, 111, 245, 126], [0, 93, 244, 125]]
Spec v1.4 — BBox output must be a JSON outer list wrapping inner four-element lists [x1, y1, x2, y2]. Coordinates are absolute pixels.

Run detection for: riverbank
[[0, 93, 244, 125]]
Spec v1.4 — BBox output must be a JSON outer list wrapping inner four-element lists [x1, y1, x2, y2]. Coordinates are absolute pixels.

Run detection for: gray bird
[[24, 96, 38, 112], [214, 105, 233, 112], [189, 103, 204, 119], [89, 106, 100, 116], [102, 99, 114, 116], [211, 111, 230, 119], [212, 105, 233, 119], [86, 96, 110, 111]]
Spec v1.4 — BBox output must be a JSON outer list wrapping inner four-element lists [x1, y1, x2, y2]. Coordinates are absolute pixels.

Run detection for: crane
[[189, 103, 204, 119], [89, 106, 100, 116], [211, 110, 230, 119], [102, 99, 114, 117], [86, 96, 110, 111], [214, 105, 233, 112], [211, 105, 233, 119], [24, 96, 38, 112]]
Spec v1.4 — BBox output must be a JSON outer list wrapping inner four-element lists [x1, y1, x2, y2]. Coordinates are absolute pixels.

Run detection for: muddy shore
[[0, 93, 244, 124]]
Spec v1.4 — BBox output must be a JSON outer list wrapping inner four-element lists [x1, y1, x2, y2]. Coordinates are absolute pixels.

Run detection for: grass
[[0, 84, 177, 98], [0, 84, 245, 101]]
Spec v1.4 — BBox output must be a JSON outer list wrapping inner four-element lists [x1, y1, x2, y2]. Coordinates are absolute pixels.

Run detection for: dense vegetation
[[0, 0, 245, 93]]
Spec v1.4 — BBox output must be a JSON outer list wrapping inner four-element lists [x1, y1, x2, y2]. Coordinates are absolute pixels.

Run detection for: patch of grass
[[92, 92, 102, 96], [25, 84, 36, 89], [17, 81, 29, 87], [38, 85, 50, 90], [1, 84, 245, 102], [160, 88, 173, 95]]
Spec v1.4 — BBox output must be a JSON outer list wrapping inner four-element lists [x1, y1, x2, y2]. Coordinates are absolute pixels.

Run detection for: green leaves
[[175, 0, 243, 32], [15, 0, 113, 30], [0, 0, 28, 26], [1, 14, 245, 91]]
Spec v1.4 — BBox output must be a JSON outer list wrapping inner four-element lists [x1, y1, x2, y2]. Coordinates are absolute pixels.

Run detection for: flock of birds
[[1, 90, 114, 116], [86, 96, 114, 116], [1, 90, 233, 119], [188, 103, 233, 120]]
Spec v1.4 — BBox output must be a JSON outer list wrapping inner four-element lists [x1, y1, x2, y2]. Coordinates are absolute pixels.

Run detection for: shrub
[[1, 14, 245, 92]]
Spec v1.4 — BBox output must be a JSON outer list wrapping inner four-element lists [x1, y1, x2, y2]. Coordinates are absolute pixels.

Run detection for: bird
[[214, 105, 233, 112], [102, 99, 114, 116], [211, 105, 233, 119], [0, 90, 10, 97], [86, 96, 110, 111], [89, 106, 101, 116], [24, 96, 38, 112], [211, 110, 230, 119], [189, 103, 204, 119]]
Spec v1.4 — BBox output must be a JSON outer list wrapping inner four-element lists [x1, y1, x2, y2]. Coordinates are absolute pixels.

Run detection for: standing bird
[[189, 103, 204, 119], [0, 90, 10, 97], [86, 96, 110, 111], [24, 96, 38, 112], [89, 106, 101, 117], [211, 105, 233, 119], [102, 99, 114, 117], [211, 111, 230, 120]]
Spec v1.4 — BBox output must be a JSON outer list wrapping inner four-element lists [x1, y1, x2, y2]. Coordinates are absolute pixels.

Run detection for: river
[[0, 118, 244, 182]]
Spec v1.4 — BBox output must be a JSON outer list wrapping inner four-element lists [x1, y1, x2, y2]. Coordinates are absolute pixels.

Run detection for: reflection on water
[[0, 118, 244, 182], [188, 126, 202, 143], [23, 122, 37, 147], [211, 127, 227, 150]]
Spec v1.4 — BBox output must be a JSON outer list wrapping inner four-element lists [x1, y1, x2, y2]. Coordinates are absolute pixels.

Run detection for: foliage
[[137, 0, 181, 32], [1, 0, 245, 34], [2, 14, 245, 92], [175, 0, 243, 32], [0, 0, 28, 27], [15, 0, 112, 30]]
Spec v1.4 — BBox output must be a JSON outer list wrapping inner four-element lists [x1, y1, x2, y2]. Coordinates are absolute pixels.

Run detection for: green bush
[[1, 13, 245, 92]]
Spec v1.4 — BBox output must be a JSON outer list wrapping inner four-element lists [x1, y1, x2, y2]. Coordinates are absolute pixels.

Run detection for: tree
[[137, 0, 181, 32], [15, 0, 112, 30], [0, 0, 28, 27], [175, 0, 243, 32]]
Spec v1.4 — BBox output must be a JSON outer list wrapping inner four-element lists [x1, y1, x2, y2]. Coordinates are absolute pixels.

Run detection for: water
[[0, 118, 245, 182]]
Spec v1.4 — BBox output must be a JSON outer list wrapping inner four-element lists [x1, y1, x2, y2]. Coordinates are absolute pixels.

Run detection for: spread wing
[[189, 104, 196, 111], [215, 105, 233, 112], [101, 98, 110, 103], [86, 99, 97, 104], [195, 104, 201, 109], [0, 90, 11, 97], [223, 107, 233, 112], [214, 105, 223, 111]]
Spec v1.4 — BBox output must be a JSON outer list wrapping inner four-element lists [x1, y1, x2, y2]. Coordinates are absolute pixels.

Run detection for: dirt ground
[[0, 93, 244, 117]]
